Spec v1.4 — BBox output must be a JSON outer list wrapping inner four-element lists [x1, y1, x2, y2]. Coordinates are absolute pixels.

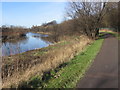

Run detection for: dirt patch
[[2, 35, 92, 88]]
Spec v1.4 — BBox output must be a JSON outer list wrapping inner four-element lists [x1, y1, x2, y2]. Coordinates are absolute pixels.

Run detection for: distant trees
[[31, 20, 57, 32], [30, 2, 119, 42], [2, 25, 28, 34], [101, 2, 118, 31], [42, 20, 57, 27], [118, 2, 120, 32], [66, 2, 107, 39], [1, 25, 28, 42]]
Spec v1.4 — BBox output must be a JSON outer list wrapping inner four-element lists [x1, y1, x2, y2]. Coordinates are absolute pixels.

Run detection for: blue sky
[[2, 2, 67, 28]]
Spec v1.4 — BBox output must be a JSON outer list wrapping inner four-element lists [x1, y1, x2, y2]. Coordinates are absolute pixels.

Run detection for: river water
[[1, 32, 52, 56]]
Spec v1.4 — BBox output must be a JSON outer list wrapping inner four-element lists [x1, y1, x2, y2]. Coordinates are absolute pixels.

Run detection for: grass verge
[[99, 30, 120, 40], [19, 38, 104, 89], [3, 35, 90, 88]]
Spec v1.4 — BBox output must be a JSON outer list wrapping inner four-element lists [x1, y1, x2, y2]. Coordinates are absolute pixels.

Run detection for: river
[[1, 32, 52, 56]]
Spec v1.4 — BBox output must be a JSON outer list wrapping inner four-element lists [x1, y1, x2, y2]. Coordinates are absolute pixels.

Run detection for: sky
[[2, 2, 67, 28]]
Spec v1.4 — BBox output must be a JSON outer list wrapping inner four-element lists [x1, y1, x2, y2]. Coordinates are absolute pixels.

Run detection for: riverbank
[[2, 35, 92, 88], [2, 26, 28, 42], [2, 30, 119, 88], [36, 31, 52, 35], [99, 29, 120, 40], [18, 38, 104, 88], [30, 31, 52, 35]]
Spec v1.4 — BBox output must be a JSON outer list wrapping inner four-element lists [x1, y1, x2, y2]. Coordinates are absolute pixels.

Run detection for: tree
[[101, 2, 118, 31], [66, 1, 107, 39], [118, 2, 120, 32]]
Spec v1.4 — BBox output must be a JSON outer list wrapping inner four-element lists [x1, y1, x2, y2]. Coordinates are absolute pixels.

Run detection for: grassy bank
[[2, 35, 91, 88], [99, 30, 120, 40], [18, 38, 104, 88]]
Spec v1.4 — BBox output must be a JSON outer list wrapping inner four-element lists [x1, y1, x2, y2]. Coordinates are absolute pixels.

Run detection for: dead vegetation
[[2, 35, 92, 88], [1, 25, 29, 42], [1, 1, 119, 88]]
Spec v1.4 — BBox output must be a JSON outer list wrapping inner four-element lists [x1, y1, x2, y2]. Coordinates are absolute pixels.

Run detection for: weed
[[18, 38, 103, 88]]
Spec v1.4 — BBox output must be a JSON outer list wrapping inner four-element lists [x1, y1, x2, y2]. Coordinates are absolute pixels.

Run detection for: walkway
[[76, 36, 118, 88]]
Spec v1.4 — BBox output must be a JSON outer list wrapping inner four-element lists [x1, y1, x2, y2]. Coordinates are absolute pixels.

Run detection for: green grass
[[33, 51, 47, 56], [106, 32, 119, 37], [44, 39, 104, 88], [45, 41, 70, 50], [33, 41, 70, 56], [99, 30, 120, 40], [18, 38, 104, 89], [58, 41, 70, 46]]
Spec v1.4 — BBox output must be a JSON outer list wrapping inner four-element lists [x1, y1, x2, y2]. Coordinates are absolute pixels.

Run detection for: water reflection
[[2, 32, 52, 56]]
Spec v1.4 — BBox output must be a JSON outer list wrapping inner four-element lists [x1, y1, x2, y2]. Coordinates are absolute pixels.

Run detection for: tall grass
[[18, 38, 104, 88]]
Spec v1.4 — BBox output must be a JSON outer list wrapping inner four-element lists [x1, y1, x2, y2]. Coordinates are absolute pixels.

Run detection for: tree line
[[66, 2, 119, 38], [1, 25, 29, 42], [1, 2, 119, 42], [30, 2, 119, 41]]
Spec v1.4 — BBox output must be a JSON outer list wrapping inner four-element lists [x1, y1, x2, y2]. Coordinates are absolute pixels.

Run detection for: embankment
[[1, 27, 28, 42], [2, 35, 92, 88]]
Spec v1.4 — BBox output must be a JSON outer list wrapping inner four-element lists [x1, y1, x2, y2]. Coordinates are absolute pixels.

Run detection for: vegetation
[[2, 35, 91, 88], [29, 2, 118, 42], [101, 2, 118, 30], [99, 29, 120, 40], [18, 37, 104, 88], [1, 2, 118, 43], [1, 1, 119, 88], [66, 2, 107, 39], [1, 25, 29, 42]]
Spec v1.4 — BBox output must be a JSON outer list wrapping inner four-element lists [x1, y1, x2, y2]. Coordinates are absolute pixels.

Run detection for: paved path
[[76, 37, 118, 88]]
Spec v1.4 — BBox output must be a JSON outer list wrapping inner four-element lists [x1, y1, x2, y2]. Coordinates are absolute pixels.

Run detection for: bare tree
[[66, 1, 107, 39], [118, 1, 120, 32], [102, 2, 118, 31]]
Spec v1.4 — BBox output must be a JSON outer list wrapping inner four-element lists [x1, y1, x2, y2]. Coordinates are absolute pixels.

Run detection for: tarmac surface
[[76, 36, 118, 88]]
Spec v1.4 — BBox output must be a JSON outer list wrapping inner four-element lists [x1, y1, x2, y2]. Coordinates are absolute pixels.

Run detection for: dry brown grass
[[2, 35, 92, 88], [36, 32, 52, 35]]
